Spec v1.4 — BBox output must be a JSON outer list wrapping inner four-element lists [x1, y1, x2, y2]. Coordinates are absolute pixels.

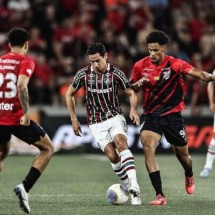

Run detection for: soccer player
[[0, 28, 54, 214], [200, 69, 215, 178], [130, 30, 215, 205], [66, 43, 141, 205]]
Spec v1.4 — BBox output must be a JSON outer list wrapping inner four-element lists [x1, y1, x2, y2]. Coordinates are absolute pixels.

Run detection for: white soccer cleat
[[14, 183, 30, 214], [128, 186, 142, 205], [200, 168, 211, 178]]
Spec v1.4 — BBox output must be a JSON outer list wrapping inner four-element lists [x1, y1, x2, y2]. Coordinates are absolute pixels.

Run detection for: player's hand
[[129, 111, 140, 126], [72, 120, 82, 136], [137, 78, 149, 87], [20, 114, 30, 126]]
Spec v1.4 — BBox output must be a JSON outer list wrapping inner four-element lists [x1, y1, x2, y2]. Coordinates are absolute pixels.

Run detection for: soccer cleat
[[128, 186, 142, 205], [14, 184, 30, 214], [150, 194, 167, 205], [200, 168, 211, 178], [185, 176, 195, 194]]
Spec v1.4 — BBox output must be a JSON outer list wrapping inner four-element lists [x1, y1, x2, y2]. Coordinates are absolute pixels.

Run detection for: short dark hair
[[8, 27, 30, 47], [146, 30, 169, 45], [87, 43, 106, 56]]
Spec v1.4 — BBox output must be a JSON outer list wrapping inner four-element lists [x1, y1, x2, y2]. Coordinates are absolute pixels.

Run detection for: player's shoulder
[[134, 56, 150, 68], [112, 64, 123, 73], [166, 55, 186, 64], [75, 65, 89, 76]]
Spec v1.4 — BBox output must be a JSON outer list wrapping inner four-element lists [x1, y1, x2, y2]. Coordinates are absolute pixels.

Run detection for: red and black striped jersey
[[130, 55, 193, 116], [72, 63, 130, 124]]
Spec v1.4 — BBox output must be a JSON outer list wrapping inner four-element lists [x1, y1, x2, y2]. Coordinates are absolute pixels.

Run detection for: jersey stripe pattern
[[72, 63, 130, 124], [131, 56, 193, 116]]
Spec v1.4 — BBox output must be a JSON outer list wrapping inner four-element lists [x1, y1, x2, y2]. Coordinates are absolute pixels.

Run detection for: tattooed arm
[[17, 74, 30, 125]]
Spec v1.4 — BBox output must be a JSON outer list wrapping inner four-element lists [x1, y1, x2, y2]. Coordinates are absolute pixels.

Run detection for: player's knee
[[143, 142, 156, 153], [116, 142, 127, 152]]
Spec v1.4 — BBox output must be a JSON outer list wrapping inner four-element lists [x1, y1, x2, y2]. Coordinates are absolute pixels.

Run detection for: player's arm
[[124, 88, 140, 126], [65, 85, 82, 136], [188, 68, 215, 82], [17, 74, 30, 125], [208, 82, 215, 113]]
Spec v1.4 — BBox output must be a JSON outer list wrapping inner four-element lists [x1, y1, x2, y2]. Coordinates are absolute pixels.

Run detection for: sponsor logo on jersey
[[0, 102, 14, 110], [154, 76, 160, 81], [87, 87, 112, 93]]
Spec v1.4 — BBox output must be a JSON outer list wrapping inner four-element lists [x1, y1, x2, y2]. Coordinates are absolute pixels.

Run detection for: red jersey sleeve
[[172, 58, 193, 74], [130, 61, 142, 83], [19, 58, 35, 78]]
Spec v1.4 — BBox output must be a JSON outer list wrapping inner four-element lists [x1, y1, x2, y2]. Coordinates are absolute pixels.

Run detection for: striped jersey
[[72, 63, 130, 124], [130, 55, 193, 116]]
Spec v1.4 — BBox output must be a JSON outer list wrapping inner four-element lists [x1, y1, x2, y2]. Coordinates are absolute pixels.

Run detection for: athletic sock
[[149, 171, 165, 197], [119, 149, 138, 187], [22, 167, 41, 193], [204, 140, 215, 169], [111, 161, 129, 187], [204, 152, 215, 169], [185, 167, 193, 177]]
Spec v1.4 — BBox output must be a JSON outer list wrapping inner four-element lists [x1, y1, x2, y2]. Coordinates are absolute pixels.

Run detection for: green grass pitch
[[0, 154, 214, 215]]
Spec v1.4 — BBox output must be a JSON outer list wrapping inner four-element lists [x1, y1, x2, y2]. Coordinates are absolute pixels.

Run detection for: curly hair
[[146, 30, 169, 45]]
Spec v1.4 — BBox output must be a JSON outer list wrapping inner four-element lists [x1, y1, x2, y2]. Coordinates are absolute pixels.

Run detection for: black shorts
[[0, 120, 46, 145], [140, 112, 187, 146]]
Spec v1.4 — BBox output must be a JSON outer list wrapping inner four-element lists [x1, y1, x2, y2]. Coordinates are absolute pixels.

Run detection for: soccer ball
[[106, 183, 129, 205]]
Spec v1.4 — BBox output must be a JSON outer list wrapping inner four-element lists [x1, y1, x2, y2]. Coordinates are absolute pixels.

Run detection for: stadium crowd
[[0, 0, 215, 115]]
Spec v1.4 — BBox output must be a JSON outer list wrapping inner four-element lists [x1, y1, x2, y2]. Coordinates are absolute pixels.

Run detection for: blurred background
[[1, 0, 215, 154]]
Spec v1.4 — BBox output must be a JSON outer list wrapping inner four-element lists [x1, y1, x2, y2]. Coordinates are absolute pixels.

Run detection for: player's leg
[[111, 115, 141, 205], [164, 113, 194, 195], [172, 144, 195, 194], [200, 135, 215, 178], [13, 121, 54, 214], [104, 142, 130, 187], [140, 130, 166, 205], [0, 128, 11, 172], [89, 121, 130, 187], [24, 133, 54, 188], [113, 133, 141, 205], [0, 142, 11, 172], [110, 116, 139, 188]]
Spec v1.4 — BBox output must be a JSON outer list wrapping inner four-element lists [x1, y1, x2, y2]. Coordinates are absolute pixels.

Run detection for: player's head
[[146, 30, 169, 64], [87, 43, 108, 73], [8, 27, 30, 55]]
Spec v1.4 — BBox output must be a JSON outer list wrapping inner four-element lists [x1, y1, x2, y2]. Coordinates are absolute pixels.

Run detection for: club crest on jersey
[[104, 78, 111, 85], [162, 68, 171, 80]]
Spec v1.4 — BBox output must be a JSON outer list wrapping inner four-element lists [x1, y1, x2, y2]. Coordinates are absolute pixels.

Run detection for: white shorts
[[89, 115, 127, 151]]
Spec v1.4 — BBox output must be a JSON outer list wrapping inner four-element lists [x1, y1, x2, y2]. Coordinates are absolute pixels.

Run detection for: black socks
[[22, 167, 41, 193], [149, 170, 165, 197]]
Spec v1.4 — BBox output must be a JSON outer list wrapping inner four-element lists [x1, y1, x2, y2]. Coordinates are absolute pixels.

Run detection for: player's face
[[88, 53, 107, 73], [148, 43, 165, 65]]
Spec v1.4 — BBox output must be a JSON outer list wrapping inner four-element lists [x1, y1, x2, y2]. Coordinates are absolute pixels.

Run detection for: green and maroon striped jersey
[[72, 63, 131, 124]]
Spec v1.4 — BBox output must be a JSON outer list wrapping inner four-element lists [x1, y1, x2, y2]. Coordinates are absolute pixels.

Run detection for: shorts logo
[[179, 128, 187, 141]]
